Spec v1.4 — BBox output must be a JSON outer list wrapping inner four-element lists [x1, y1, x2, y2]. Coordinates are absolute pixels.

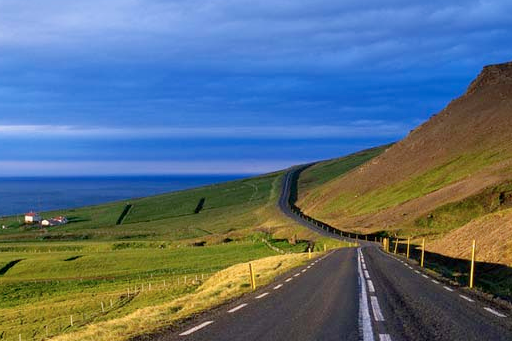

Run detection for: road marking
[[431, 280, 440, 284], [273, 284, 283, 290], [310, 263, 314, 266], [285, 278, 293, 282], [256, 292, 269, 299], [307, 266, 312, 268], [362, 263, 367, 270], [357, 249, 375, 341], [294, 273, 301, 277], [370, 296, 385, 321], [179, 321, 214, 335], [367, 280, 375, 293], [301, 269, 307, 273], [228, 303, 248, 313], [484, 307, 507, 317], [459, 295, 474, 302], [364, 270, 370, 279], [414, 270, 420, 274], [422, 274, 428, 279], [443, 286, 454, 292], [379, 334, 392, 341]]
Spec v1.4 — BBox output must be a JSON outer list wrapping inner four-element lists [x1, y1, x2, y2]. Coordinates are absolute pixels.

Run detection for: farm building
[[41, 216, 68, 227], [24, 212, 42, 224]]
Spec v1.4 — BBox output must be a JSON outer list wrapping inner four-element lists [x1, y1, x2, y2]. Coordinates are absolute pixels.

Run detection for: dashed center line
[[379, 334, 392, 341], [294, 273, 301, 277], [443, 286, 454, 292], [179, 321, 214, 336], [414, 270, 420, 274], [370, 296, 385, 321], [228, 303, 248, 313], [273, 284, 283, 290], [367, 280, 375, 293], [431, 280, 440, 284], [484, 307, 507, 318], [301, 269, 307, 273], [459, 295, 475, 302], [422, 274, 428, 279], [255, 292, 269, 299], [364, 270, 370, 279], [285, 278, 293, 282]]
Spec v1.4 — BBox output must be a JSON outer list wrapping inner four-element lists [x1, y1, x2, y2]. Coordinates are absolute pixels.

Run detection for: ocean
[[0, 175, 246, 217]]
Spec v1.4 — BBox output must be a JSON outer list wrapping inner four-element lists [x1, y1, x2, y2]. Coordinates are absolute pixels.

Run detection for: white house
[[42, 216, 68, 227], [25, 212, 42, 224]]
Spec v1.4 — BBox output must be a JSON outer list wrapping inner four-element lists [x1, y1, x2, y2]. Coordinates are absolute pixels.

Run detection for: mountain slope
[[299, 61, 512, 238]]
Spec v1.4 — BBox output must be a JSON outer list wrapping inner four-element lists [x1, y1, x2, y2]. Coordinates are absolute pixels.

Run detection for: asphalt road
[[153, 167, 512, 341]]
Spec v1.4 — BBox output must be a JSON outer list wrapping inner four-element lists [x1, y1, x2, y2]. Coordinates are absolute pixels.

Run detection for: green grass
[[298, 145, 389, 196], [0, 241, 277, 339], [0, 172, 285, 242], [407, 180, 512, 237], [322, 149, 510, 217]]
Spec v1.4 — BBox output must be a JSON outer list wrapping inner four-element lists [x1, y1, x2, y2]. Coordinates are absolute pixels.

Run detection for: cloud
[[0, 160, 308, 176], [0, 121, 412, 139]]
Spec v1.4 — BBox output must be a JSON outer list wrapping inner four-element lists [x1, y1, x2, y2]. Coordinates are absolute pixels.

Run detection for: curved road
[[152, 167, 512, 341]]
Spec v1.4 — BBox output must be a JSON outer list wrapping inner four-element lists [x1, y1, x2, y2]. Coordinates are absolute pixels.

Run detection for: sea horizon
[[0, 174, 251, 217]]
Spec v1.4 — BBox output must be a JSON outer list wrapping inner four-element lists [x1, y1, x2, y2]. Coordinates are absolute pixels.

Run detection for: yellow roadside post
[[365, 235, 368, 241], [421, 238, 425, 268], [469, 240, 476, 289], [393, 239, 398, 254], [308, 247, 312, 259], [249, 263, 256, 290], [323, 244, 327, 252], [406, 237, 410, 259]]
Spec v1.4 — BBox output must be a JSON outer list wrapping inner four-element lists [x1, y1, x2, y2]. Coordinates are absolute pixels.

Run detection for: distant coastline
[[0, 174, 248, 217]]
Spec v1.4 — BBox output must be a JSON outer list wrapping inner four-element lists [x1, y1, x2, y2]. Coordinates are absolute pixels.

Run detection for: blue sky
[[0, 0, 511, 175]]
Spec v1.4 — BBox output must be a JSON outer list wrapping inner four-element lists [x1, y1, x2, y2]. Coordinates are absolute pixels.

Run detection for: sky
[[0, 0, 511, 176]]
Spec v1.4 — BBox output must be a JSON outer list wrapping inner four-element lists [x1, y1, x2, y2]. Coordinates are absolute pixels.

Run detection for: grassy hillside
[[298, 61, 512, 243], [0, 172, 298, 242]]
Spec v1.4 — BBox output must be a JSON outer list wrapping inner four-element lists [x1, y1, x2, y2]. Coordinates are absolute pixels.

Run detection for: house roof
[[25, 212, 40, 217]]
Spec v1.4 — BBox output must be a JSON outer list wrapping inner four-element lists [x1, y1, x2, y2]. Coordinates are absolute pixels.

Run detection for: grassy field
[[0, 168, 353, 340], [297, 145, 389, 209]]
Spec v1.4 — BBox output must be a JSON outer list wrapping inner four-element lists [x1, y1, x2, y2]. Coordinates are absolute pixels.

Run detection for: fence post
[[308, 248, 311, 259], [70, 315, 73, 327], [393, 239, 398, 254], [249, 263, 256, 290], [470, 240, 476, 289], [406, 238, 410, 259], [421, 238, 425, 268]]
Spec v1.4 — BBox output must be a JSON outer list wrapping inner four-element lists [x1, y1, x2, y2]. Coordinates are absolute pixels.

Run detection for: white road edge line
[[422, 274, 428, 279], [364, 270, 371, 279], [179, 321, 214, 336], [379, 334, 392, 341], [255, 292, 269, 299], [273, 284, 283, 290], [285, 278, 293, 282], [301, 269, 307, 273], [358, 248, 375, 341], [228, 303, 248, 313], [367, 280, 375, 293], [484, 307, 507, 318], [294, 273, 301, 277], [432, 280, 440, 284], [443, 286, 454, 292], [459, 295, 474, 302], [370, 296, 385, 322]]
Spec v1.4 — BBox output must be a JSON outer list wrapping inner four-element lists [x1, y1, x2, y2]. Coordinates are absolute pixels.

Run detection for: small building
[[41, 217, 68, 226], [41, 216, 68, 227], [25, 212, 42, 224]]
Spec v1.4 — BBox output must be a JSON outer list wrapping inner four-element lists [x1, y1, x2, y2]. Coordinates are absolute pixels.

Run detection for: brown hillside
[[300, 61, 512, 232], [428, 209, 512, 266]]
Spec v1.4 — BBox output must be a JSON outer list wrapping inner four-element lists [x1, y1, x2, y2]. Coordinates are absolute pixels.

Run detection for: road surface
[[152, 167, 512, 341]]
